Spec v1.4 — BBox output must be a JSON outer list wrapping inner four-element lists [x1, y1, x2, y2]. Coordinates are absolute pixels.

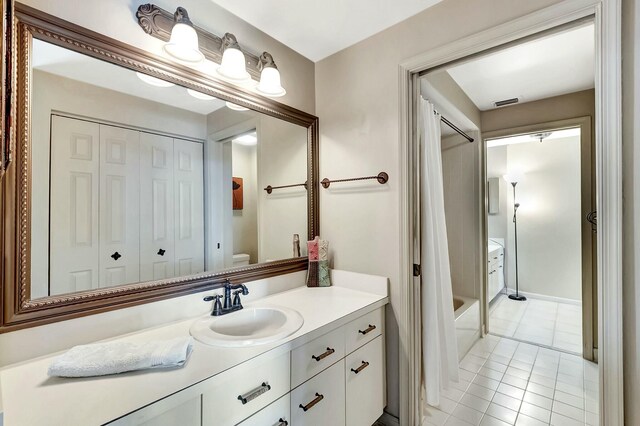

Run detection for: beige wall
[[622, 0, 640, 424], [315, 0, 565, 417], [481, 89, 595, 133], [232, 143, 259, 263]]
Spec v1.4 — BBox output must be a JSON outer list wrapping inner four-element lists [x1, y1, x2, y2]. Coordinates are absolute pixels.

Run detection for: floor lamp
[[504, 173, 526, 301]]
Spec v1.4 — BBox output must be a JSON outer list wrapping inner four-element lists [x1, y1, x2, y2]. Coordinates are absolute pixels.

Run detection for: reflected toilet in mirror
[[30, 39, 308, 299]]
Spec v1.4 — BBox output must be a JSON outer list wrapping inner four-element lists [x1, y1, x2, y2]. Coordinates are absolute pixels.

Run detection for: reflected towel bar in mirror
[[264, 181, 308, 194], [320, 172, 389, 189]]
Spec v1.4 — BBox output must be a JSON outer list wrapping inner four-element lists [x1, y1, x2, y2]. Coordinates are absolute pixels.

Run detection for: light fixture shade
[[136, 72, 175, 87], [226, 101, 249, 111], [503, 171, 524, 184], [257, 67, 286, 97], [186, 88, 216, 100], [216, 33, 250, 82], [163, 8, 204, 63]]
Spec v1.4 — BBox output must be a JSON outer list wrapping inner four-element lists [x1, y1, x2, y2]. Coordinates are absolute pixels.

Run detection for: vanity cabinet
[[488, 246, 505, 301], [109, 307, 385, 426]]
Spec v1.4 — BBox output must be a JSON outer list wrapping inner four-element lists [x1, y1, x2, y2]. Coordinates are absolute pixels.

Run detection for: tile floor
[[488, 295, 583, 354], [423, 335, 599, 426]]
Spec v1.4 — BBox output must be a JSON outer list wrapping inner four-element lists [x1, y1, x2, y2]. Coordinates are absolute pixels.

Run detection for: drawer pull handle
[[359, 324, 376, 335], [312, 347, 335, 361], [351, 360, 370, 374], [299, 393, 324, 412], [276, 418, 288, 426], [237, 382, 271, 405]]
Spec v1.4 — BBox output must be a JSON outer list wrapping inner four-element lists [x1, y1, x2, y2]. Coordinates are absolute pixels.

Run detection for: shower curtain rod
[[439, 114, 475, 143]]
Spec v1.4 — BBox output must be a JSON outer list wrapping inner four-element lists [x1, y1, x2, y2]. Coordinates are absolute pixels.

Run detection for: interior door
[[49, 115, 100, 294], [139, 132, 175, 282], [173, 138, 204, 276], [99, 124, 140, 287]]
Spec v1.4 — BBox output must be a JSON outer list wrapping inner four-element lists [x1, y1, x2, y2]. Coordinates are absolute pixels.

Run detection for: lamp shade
[[226, 101, 249, 111], [503, 171, 524, 184], [216, 47, 250, 82], [186, 88, 215, 100], [163, 8, 204, 63], [257, 67, 286, 97], [136, 72, 175, 87]]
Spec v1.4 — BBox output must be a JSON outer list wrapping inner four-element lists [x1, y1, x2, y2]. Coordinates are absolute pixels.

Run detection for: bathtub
[[453, 296, 481, 360]]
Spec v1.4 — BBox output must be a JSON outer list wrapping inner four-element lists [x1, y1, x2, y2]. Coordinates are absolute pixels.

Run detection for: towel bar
[[320, 172, 389, 188]]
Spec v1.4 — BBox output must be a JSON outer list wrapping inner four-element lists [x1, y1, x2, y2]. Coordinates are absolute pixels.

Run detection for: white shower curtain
[[419, 98, 459, 408]]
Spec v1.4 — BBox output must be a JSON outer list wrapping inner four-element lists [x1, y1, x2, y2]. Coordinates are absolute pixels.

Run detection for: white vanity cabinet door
[[108, 393, 201, 426], [345, 308, 383, 354], [202, 351, 290, 426], [173, 139, 205, 277], [50, 116, 101, 294], [237, 394, 290, 426], [99, 124, 141, 287], [291, 326, 345, 388], [345, 336, 385, 426], [140, 132, 175, 282], [291, 360, 346, 426]]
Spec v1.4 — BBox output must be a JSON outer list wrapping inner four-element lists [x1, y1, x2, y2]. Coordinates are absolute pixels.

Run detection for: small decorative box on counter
[[306, 237, 331, 287]]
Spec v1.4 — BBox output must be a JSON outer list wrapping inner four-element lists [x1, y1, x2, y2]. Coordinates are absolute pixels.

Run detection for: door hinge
[[413, 264, 421, 277]]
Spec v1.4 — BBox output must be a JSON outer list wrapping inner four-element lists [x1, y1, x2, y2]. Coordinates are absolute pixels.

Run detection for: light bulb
[[187, 88, 216, 100], [163, 8, 204, 63]]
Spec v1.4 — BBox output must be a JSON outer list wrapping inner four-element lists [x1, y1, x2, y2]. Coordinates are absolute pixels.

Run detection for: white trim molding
[[397, 1, 622, 425]]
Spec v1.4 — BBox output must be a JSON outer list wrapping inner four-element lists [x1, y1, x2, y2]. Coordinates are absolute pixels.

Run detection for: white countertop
[[0, 284, 387, 426]]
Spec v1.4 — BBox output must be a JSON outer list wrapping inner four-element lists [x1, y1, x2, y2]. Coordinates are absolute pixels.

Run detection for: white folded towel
[[47, 337, 193, 378]]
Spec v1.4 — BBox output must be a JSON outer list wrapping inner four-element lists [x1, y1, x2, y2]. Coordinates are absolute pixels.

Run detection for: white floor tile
[[452, 404, 485, 426], [505, 366, 530, 380], [552, 400, 585, 422], [478, 367, 505, 381], [445, 416, 474, 426], [473, 375, 501, 391], [480, 415, 512, 426], [518, 401, 551, 423], [486, 403, 518, 425], [554, 390, 584, 409], [501, 374, 528, 390], [492, 392, 522, 412], [437, 396, 459, 414], [514, 413, 547, 426], [525, 382, 555, 399], [460, 393, 490, 413], [467, 383, 496, 402], [523, 391, 553, 411], [528, 373, 555, 389], [497, 383, 525, 400], [550, 412, 583, 426]]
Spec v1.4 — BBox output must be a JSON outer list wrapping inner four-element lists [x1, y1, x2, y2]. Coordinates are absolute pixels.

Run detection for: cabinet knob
[[110, 252, 121, 260], [277, 419, 288, 426], [157, 248, 165, 256]]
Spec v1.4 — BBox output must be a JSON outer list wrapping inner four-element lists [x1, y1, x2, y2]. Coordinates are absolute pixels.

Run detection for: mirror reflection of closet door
[[99, 124, 140, 288], [140, 132, 175, 282], [50, 116, 100, 294]]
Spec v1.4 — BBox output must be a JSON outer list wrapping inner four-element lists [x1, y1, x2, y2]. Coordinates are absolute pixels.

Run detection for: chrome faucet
[[203, 279, 249, 316]]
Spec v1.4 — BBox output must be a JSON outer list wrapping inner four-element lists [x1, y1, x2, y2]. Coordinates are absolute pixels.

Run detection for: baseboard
[[377, 411, 400, 426], [504, 287, 581, 305]]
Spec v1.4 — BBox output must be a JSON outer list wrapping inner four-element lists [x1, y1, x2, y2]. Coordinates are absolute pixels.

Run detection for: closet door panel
[[140, 132, 175, 282], [99, 124, 140, 287], [50, 116, 100, 295], [173, 139, 204, 276]]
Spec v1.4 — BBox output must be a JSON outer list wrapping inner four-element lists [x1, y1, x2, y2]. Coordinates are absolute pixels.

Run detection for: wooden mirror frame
[[0, 3, 319, 331]]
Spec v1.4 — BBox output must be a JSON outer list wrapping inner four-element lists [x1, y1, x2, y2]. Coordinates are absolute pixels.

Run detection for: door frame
[[398, 0, 622, 425], [482, 117, 595, 361]]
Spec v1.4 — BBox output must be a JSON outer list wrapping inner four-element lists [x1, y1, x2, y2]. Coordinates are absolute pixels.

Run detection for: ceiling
[[33, 39, 227, 115], [445, 23, 595, 111], [209, 0, 443, 61]]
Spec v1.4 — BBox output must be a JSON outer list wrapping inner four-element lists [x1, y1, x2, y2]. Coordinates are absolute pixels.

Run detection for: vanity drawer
[[237, 394, 290, 426], [345, 308, 383, 354], [346, 336, 385, 426], [202, 351, 290, 426], [291, 359, 346, 426], [291, 326, 345, 388]]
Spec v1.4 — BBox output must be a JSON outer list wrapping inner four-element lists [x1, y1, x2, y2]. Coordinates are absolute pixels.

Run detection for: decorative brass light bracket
[[136, 4, 263, 81]]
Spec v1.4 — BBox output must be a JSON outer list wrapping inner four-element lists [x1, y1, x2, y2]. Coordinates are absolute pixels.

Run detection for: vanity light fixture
[[226, 101, 249, 111], [163, 7, 204, 63], [136, 72, 175, 87], [256, 52, 286, 97], [216, 33, 251, 82], [186, 88, 216, 100]]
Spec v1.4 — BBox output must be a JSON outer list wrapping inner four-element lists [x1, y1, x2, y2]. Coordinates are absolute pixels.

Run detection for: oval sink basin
[[190, 305, 304, 347]]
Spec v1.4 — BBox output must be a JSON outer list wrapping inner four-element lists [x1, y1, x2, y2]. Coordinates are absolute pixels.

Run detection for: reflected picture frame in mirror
[[0, 3, 319, 331]]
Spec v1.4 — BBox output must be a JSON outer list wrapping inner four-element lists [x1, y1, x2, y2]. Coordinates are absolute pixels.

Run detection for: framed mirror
[[1, 4, 318, 330]]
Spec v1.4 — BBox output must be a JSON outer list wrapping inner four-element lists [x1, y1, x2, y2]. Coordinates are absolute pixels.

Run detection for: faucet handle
[[232, 290, 244, 309], [204, 294, 223, 316]]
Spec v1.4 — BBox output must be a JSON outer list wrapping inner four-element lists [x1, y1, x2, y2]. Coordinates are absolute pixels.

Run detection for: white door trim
[[397, 1, 622, 425]]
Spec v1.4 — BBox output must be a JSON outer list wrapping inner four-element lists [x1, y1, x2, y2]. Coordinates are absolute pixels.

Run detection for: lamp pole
[[509, 182, 526, 301]]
